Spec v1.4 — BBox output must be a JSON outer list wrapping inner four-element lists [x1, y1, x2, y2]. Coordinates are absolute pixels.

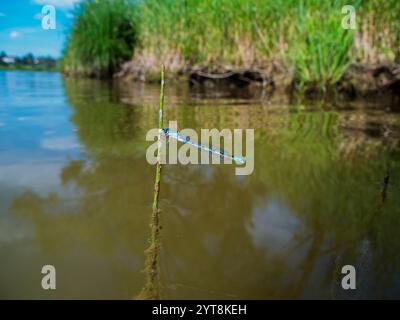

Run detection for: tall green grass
[[62, 0, 138, 77], [62, 0, 400, 87], [358, 0, 400, 63], [136, 0, 399, 87], [289, 0, 358, 90], [139, 0, 298, 65]]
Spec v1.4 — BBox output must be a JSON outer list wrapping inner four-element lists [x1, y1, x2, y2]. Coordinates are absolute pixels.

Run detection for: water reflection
[[247, 199, 303, 257], [0, 71, 400, 299]]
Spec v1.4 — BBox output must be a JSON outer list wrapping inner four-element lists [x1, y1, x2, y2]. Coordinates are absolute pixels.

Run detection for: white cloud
[[33, 0, 81, 9], [6, 27, 40, 39], [41, 136, 81, 150], [9, 31, 21, 39]]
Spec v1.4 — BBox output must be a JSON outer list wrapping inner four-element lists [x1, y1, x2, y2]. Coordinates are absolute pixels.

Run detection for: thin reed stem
[[137, 65, 165, 300]]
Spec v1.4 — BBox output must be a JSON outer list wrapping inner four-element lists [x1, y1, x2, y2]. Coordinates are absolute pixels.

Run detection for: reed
[[63, 0, 400, 87], [137, 0, 399, 84], [137, 65, 165, 300], [289, 1, 357, 90], [62, 0, 138, 77]]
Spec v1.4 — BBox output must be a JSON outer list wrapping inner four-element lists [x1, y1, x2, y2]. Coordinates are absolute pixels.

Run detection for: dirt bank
[[115, 60, 400, 100]]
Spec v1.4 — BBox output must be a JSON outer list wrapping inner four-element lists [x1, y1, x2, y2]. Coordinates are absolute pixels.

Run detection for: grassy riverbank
[[62, 0, 400, 89]]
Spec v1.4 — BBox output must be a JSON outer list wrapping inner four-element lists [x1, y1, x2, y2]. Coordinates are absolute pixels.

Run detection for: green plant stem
[[152, 64, 164, 220], [138, 64, 165, 300]]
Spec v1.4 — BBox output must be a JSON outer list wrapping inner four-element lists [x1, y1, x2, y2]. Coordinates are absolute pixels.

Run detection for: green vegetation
[[0, 52, 58, 71], [62, 0, 138, 77], [289, 2, 356, 90], [62, 0, 400, 88]]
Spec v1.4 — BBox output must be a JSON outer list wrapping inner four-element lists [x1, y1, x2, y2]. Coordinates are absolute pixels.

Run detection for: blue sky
[[0, 0, 81, 58]]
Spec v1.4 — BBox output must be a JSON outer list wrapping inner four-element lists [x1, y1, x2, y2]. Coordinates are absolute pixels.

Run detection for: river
[[0, 70, 399, 299]]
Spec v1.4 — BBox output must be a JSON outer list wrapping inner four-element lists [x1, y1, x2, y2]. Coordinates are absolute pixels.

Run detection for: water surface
[[1, 70, 400, 299]]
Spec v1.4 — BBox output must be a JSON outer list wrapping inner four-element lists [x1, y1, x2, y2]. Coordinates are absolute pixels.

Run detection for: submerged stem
[[137, 65, 165, 300]]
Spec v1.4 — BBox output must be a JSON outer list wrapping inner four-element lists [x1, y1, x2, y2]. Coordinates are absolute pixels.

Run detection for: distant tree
[[19, 53, 35, 65], [1, 52, 57, 70], [37, 56, 57, 70], [0, 51, 7, 66]]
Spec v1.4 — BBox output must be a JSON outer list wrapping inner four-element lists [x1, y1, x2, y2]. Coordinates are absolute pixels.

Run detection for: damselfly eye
[[185, 137, 190, 142]]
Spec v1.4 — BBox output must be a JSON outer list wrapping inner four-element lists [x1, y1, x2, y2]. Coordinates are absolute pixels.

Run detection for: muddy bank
[[115, 61, 400, 100], [338, 64, 400, 98]]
